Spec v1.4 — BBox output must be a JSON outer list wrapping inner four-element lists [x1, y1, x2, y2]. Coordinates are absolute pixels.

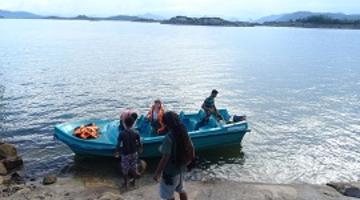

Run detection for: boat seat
[[182, 118, 197, 132], [218, 109, 231, 122], [135, 116, 153, 137], [197, 109, 206, 121], [105, 121, 121, 143], [179, 111, 185, 121], [198, 116, 218, 130]]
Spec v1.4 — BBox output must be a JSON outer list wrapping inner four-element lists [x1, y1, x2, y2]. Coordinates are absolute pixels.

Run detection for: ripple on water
[[1, 21, 360, 183]]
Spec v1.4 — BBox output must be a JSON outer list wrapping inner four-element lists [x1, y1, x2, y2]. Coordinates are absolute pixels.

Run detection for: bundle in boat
[[73, 123, 100, 139]]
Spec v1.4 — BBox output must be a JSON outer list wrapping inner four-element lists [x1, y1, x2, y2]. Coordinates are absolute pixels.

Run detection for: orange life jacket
[[74, 124, 99, 139], [147, 105, 165, 133]]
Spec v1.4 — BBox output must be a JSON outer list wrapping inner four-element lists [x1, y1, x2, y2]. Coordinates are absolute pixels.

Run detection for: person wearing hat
[[201, 89, 223, 123], [119, 110, 138, 131], [146, 99, 166, 134]]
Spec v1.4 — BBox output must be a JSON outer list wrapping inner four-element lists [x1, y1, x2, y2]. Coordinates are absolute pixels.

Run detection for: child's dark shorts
[[121, 152, 138, 175]]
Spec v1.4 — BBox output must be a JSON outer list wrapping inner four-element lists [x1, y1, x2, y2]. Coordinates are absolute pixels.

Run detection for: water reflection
[[58, 144, 246, 184], [196, 144, 245, 170]]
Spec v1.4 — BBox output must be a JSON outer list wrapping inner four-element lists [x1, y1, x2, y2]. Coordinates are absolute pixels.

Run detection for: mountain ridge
[[0, 9, 42, 18], [257, 11, 360, 23]]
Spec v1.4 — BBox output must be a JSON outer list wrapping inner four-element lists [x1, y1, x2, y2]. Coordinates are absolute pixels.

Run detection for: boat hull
[[55, 121, 248, 158], [54, 109, 249, 158]]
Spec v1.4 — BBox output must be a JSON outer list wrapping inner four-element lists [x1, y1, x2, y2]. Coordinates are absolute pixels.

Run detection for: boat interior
[[135, 109, 232, 137]]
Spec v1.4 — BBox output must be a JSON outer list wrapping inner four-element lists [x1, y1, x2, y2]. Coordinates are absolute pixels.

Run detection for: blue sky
[[0, 0, 359, 20]]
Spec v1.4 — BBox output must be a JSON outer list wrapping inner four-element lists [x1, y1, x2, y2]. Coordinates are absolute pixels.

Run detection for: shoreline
[[1, 176, 359, 200], [1, 18, 360, 30], [2, 141, 359, 199]]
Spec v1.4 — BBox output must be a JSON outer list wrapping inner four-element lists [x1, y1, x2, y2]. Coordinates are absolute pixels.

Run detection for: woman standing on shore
[[153, 111, 194, 200]]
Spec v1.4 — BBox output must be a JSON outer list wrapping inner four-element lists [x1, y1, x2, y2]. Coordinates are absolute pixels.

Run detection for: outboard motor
[[233, 115, 246, 122]]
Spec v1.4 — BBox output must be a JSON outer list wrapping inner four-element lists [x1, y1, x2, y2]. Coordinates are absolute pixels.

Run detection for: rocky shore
[[1, 142, 359, 200], [1, 176, 360, 200]]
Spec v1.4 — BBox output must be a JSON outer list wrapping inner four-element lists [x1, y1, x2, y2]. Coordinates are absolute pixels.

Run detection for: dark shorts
[[121, 152, 138, 175], [159, 173, 185, 199]]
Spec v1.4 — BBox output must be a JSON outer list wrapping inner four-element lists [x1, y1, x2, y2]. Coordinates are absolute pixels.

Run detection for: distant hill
[[137, 13, 165, 20], [105, 15, 141, 21], [162, 16, 255, 27], [297, 15, 360, 24], [257, 11, 360, 23], [0, 9, 158, 22], [0, 9, 42, 19]]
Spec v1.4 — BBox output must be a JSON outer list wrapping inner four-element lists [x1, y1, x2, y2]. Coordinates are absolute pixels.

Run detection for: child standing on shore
[[115, 116, 142, 188]]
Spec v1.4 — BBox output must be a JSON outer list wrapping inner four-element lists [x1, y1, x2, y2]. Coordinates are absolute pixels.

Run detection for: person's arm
[[201, 101, 206, 110], [153, 155, 170, 182], [136, 133, 143, 154], [157, 110, 166, 134], [213, 104, 224, 120], [115, 133, 122, 157], [157, 124, 166, 134], [153, 135, 172, 181], [146, 107, 152, 120]]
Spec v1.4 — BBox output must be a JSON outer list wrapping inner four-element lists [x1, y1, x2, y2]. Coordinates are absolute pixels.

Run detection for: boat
[[54, 109, 250, 158]]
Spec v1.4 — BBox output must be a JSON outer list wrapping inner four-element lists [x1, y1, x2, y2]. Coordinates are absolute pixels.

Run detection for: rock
[[0, 162, 7, 175], [7, 187, 31, 200], [327, 182, 360, 198], [42, 175, 57, 185], [10, 171, 25, 185], [0, 143, 17, 159], [1, 175, 12, 185], [98, 192, 125, 200], [137, 160, 147, 175], [0, 172, 24, 185], [3, 157, 23, 171]]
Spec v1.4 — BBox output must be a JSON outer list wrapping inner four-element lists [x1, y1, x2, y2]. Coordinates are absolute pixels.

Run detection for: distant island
[[43, 14, 161, 22], [0, 10, 160, 23], [1, 9, 360, 29], [258, 11, 360, 29], [161, 16, 256, 27], [263, 15, 360, 29]]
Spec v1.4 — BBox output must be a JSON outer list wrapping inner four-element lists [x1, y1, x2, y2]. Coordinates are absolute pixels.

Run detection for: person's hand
[[153, 173, 161, 182], [115, 152, 120, 158]]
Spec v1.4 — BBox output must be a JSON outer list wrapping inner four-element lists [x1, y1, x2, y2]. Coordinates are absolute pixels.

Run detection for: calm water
[[0, 19, 359, 184]]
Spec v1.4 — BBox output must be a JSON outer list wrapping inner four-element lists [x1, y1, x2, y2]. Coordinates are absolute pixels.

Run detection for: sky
[[0, 0, 359, 20]]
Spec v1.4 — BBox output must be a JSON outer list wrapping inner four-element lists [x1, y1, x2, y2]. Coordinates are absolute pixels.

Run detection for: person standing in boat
[[115, 115, 142, 189], [201, 89, 223, 123], [146, 99, 166, 134], [153, 111, 194, 200]]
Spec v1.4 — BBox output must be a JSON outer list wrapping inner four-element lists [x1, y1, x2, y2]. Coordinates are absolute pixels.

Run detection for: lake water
[[0, 19, 359, 184]]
